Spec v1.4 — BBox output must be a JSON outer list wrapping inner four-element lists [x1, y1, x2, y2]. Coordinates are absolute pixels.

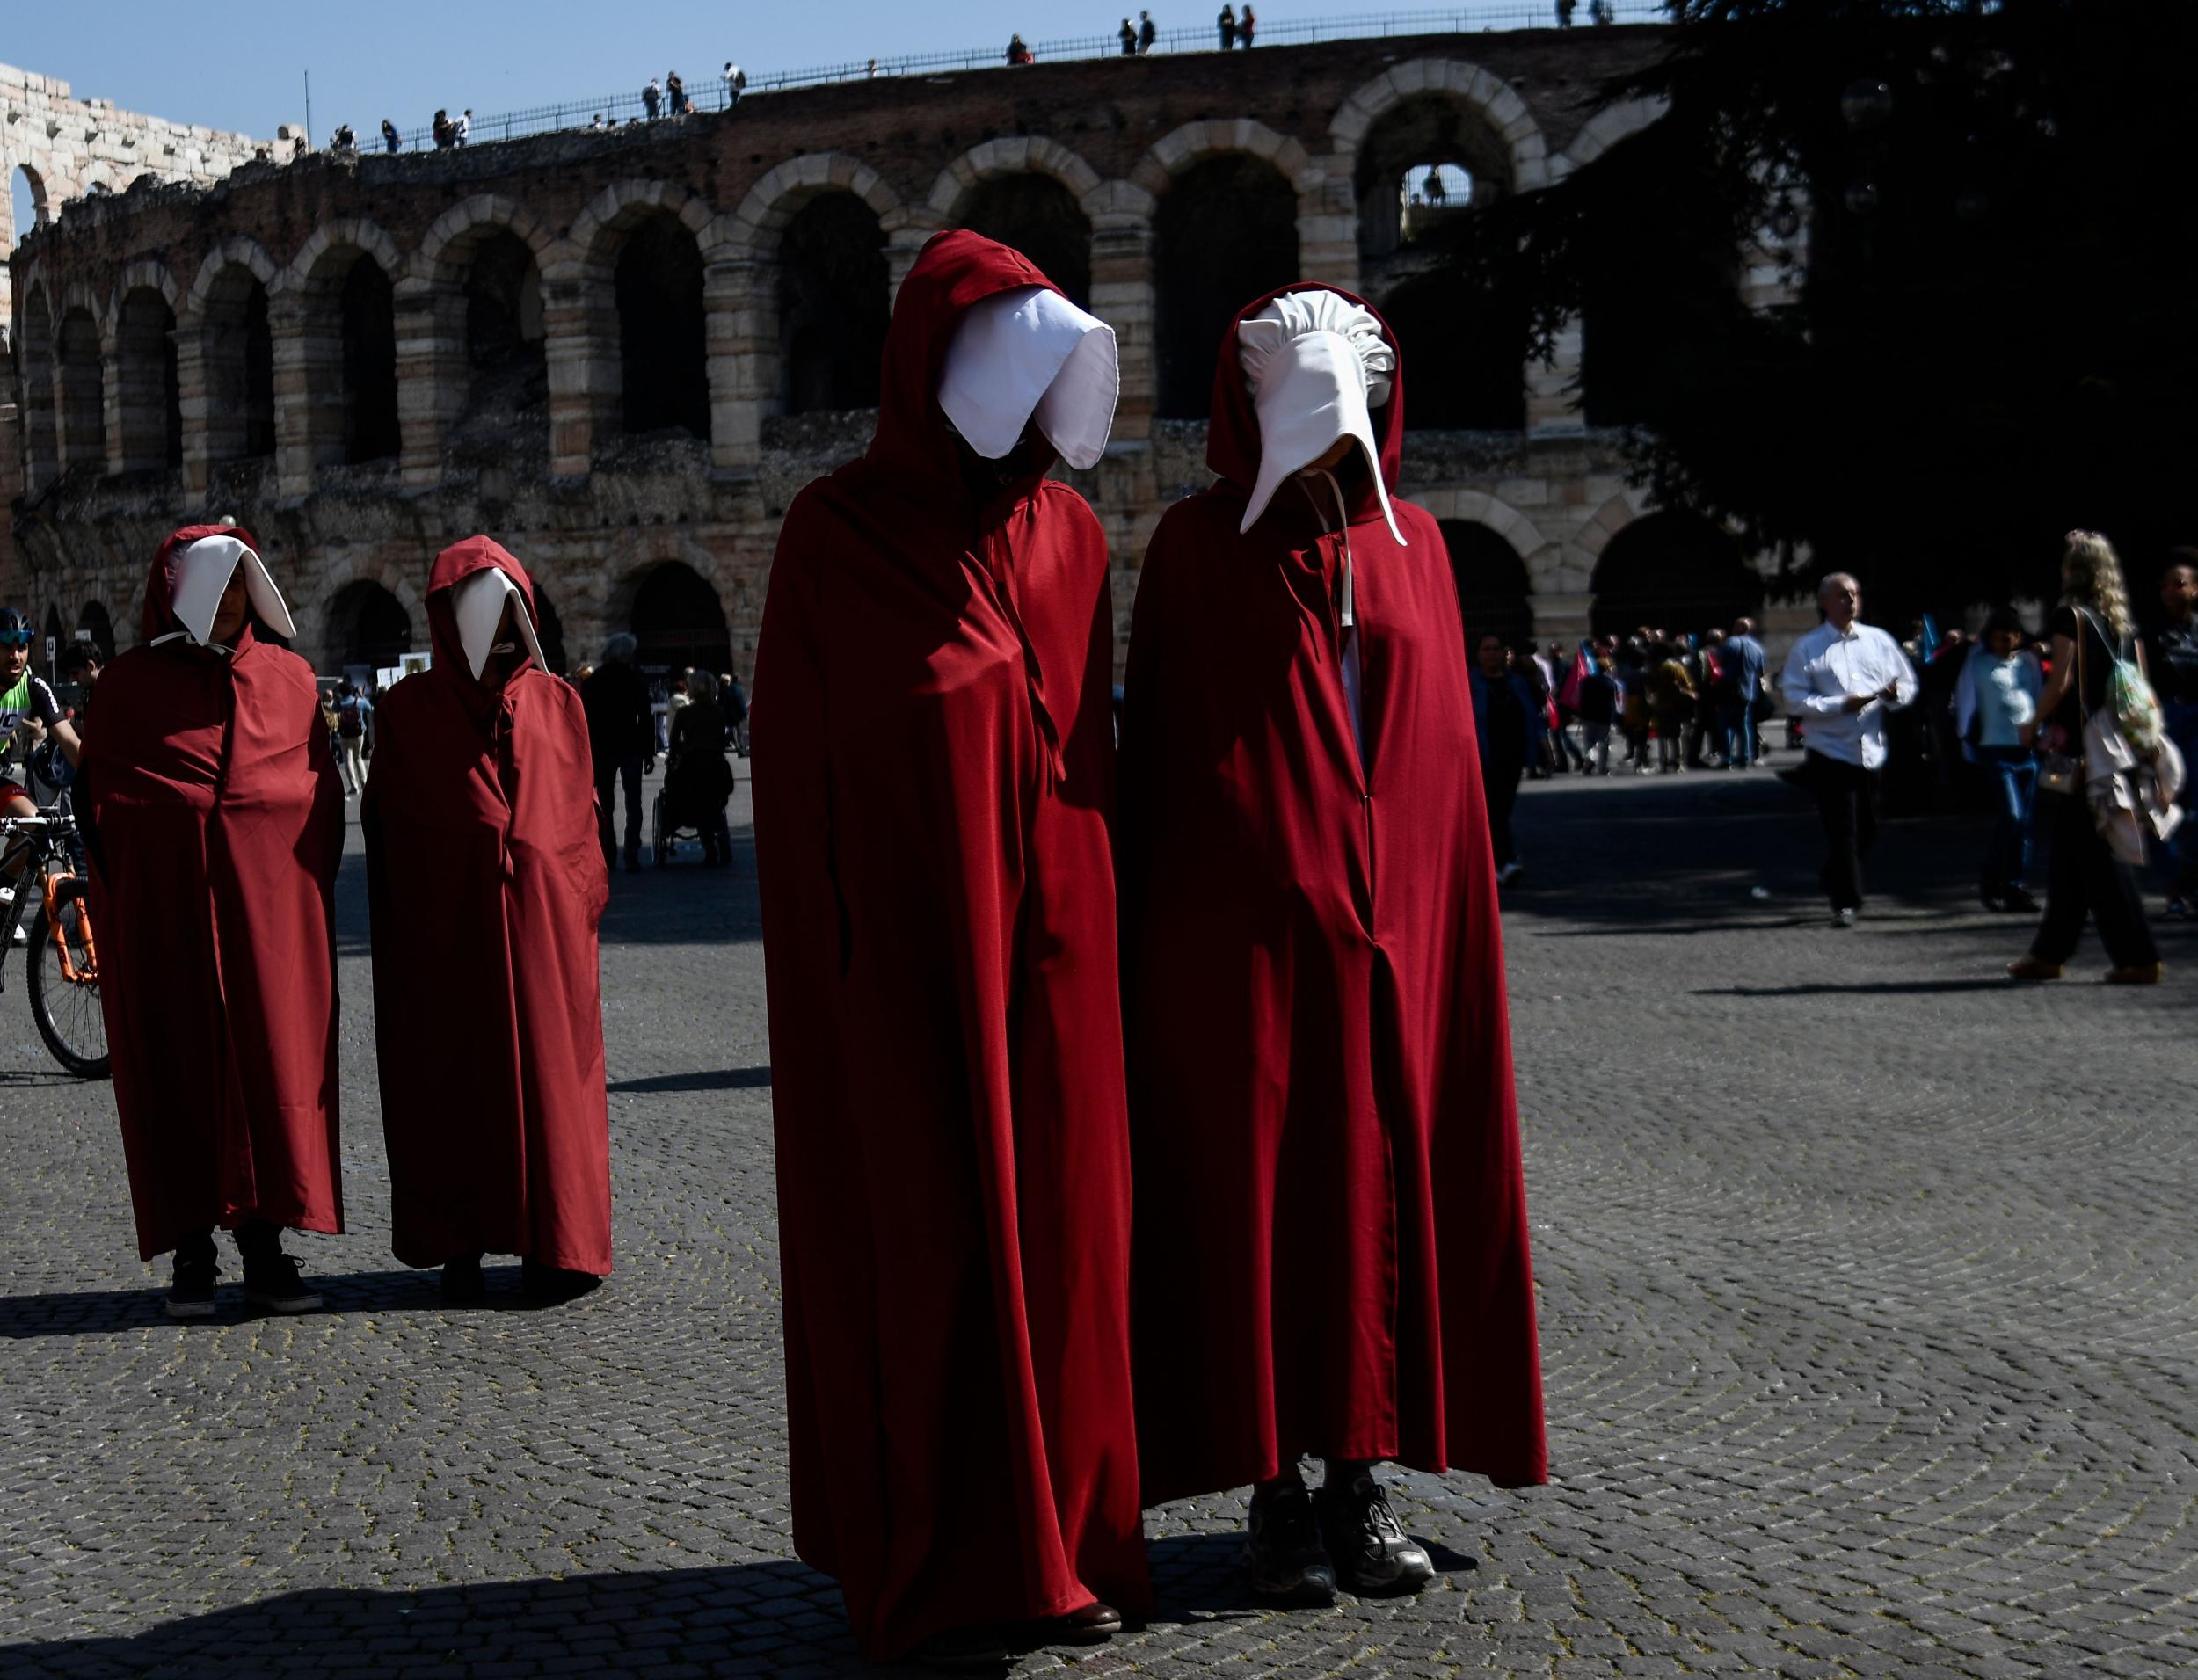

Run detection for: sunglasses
[[0, 631, 32, 649]]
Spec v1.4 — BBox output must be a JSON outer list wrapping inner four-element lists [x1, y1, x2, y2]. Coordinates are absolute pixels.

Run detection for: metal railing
[[355, 4, 1666, 155]]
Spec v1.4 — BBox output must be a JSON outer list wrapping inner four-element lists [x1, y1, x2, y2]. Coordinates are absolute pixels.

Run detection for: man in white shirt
[[1780, 572, 1918, 926]]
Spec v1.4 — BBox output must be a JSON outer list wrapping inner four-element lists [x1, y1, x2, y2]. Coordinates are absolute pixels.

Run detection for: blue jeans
[[1720, 700, 1752, 767], [1975, 745, 2035, 893]]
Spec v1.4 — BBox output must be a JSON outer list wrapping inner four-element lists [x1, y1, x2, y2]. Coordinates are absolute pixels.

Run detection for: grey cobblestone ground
[[3, 756, 2194, 1677]]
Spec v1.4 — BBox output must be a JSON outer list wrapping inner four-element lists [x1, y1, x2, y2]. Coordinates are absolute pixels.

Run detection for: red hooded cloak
[[362, 538, 611, 1276], [85, 525, 346, 1260], [754, 230, 1148, 1659], [1119, 287, 1547, 1503]]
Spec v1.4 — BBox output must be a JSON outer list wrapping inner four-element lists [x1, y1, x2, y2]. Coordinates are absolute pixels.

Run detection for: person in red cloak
[[362, 536, 612, 1305], [83, 525, 344, 1320], [1119, 286, 1548, 1602], [753, 229, 1148, 1667]]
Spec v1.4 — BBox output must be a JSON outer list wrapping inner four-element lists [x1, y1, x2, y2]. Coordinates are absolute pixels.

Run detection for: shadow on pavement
[[0, 1265, 600, 1339], [608, 1065, 773, 1095]]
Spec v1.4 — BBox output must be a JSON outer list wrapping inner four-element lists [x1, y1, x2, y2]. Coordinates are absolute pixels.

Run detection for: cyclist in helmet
[[0, 609, 82, 927]]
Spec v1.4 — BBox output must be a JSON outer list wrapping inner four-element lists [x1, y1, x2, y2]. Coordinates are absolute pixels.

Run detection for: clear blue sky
[[5, 1, 1468, 144]]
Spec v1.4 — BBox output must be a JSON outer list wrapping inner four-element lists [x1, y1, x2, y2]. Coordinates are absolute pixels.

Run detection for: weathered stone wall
[[5, 27, 1816, 681]]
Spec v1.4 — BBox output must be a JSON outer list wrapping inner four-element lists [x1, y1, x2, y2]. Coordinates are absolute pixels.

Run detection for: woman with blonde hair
[[2008, 531, 2162, 983]]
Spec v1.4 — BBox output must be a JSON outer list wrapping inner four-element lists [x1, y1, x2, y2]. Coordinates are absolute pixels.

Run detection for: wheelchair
[[651, 749, 734, 866]]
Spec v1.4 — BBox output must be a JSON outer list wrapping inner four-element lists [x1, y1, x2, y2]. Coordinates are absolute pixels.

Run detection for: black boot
[[166, 1231, 219, 1320]]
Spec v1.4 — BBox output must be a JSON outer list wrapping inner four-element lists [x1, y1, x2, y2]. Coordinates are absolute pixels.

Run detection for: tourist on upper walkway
[[1006, 33, 1034, 63], [1780, 571, 1918, 927], [364, 537, 611, 1305], [1723, 615, 1769, 767], [722, 62, 746, 106], [581, 634, 655, 873], [2010, 532, 2168, 983], [1119, 284, 1547, 1608], [1219, 5, 1237, 48], [642, 77, 662, 119], [1120, 16, 1138, 54], [1138, 11, 1157, 53], [380, 117, 399, 152], [1954, 605, 2042, 913], [1239, 4, 1255, 47], [1558, 0, 1578, 23], [81, 527, 342, 1320], [432, 108, 454, 149], [2145, 550, 2198, 914], [666, 71, 688, 114], [455, 108, 472, 145], [754, 230, 1145, 1667]]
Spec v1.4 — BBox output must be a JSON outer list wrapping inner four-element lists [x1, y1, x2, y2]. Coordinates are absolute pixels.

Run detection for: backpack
[[2079, 608, 2163, 756], [338, 700, 364, 738]]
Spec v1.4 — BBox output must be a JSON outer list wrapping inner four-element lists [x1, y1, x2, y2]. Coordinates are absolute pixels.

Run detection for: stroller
[[653, 697, 736, 865]]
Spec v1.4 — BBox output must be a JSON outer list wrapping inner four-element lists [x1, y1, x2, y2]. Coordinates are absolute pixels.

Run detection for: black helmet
[[0, 607, 31, 648]]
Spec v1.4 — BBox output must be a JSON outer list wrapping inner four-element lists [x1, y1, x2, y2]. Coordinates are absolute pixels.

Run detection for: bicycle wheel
[[27, 877, 109, 1080]]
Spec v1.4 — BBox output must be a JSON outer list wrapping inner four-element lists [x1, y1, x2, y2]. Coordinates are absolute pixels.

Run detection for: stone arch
[[622, 556, 732, 677], [1146, 148, 1305, 420], [308, 559, 428, 674], [403, 196, 557, 476], [1412, 487, 1545, 564], [1587, 506, 1758, 638], [719, 156, 906, 265], [1132, 119, 1321, 208], [557, 181, 719, 453], [1438, 520, 1537, 648], [15, 274, 58, 491], [929, 139, 1105, 308], [114, 273, 184, 473], [283, 220, 404, 470], [114, 259, 183, 325], [1328, 59, 1550, 194], [415, 193, 556, 286], [57, 280, 108, 349], [55, 298, 106, 473], [1554, 97, 1670, 180], [181, 242, 279, 478], [76, 600, 116, 660]]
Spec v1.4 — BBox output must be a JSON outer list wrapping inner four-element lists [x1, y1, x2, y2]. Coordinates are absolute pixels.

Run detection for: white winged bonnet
[[164, 533, 298, 647], [1234, 290, 1406, 547], [937, 285, 1121, 471]]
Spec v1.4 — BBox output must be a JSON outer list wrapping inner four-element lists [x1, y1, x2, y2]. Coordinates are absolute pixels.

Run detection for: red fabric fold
[[362, 536, 612, 1274], [1119, 287, 1548, 1504], [755, 229, 1149, 1661], [87, 525, 346, 1259]]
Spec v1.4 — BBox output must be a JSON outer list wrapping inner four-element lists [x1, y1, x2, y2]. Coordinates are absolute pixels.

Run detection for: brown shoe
[[1054, 1602, 1122, 1645], [2006, 955, 2063, 981], [2105, 962, 2164, 985]]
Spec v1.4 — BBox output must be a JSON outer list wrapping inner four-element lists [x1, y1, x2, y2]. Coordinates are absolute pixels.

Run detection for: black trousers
[[595, 754, 644, 862], [2031, 790, 2158, 969], [1808, 752, 1876, 910], [1485, 762, 1523, 869]]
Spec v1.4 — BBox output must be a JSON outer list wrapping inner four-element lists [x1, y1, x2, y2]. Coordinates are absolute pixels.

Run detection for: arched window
[[1354, 95, 1514, 265], [55, 308, 105, 472], [1154, 156, 1299, 420], [1439, 521, 1536, 648], [9, 164, 47, 249], [615, 213, 710, 439], [779, 193, 888, 415], [324, 580, 414, 674], [298, 248, 400, 467], [459, 229, 547, 438], [957, 175, 1092, 309], [76, 601, 115, 660], [630, 561, 731, 677], [15, 284, 58, 490], [201, 267, 276, 466], [1589, 511, 1761, 639], [116, 287, 183, 471]]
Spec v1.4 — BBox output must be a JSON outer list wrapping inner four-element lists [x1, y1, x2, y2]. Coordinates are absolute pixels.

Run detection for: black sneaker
[[242, 1253, 324, 1314], [1317, 1472, 1436, 1596], [2001, 887, 2041, 914], [440, 1254, 488, 1304], [165, 1254, 218, 1320], [1244, 1480, 1336, 1604]]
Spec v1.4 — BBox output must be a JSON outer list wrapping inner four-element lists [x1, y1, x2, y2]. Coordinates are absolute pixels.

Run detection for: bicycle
[[0, 809, 109, 1079]]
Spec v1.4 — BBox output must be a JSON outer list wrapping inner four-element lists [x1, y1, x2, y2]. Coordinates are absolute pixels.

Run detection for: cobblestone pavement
[[4, 755, 2195, 1678]]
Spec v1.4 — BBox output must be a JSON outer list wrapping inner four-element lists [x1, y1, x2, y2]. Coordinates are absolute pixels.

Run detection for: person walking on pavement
[[1472, 634, 1539, 881], [81, 527, 343, 1320], [364, 538, 612, 1305], [2009, 532, 2166, 984], [1722, 616, 1768, 767], [1120, 285, 1546, 1609], [581, 634, 655, 873], [334, 683, 373, 798], [754, 231, 1148, 1666], [2145, 551, 2198, 914], [1780, 572, 1918, 927], [1954, 606, 2042, 913], [1576, 641, 1619, 773]]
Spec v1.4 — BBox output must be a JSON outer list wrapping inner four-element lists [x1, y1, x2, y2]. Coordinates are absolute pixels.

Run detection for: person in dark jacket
[[580, 633, 656, 872], [667, 671, 736, 865], [1470, 635, 1539, 882]]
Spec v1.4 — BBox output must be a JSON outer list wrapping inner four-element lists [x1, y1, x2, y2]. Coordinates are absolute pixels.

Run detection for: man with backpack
[[335, 684, 373, 798]]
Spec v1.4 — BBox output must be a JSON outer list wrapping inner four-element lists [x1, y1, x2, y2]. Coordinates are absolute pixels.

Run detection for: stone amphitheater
[[2, 25, 1811, 683]]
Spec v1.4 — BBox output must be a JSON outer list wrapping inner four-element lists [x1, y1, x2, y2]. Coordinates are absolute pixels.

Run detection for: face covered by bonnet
[[159, 533, 299, 650], [1234, 289, 1406, 549], [936, 285, 1121, 475], [450, 567, 549, 680]]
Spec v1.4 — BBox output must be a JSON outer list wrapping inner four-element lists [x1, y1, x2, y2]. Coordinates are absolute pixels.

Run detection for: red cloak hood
[[1205, 283, 1407, 536], [863, 229, 1077, 508], [141, 522, 264, 645], [421, 535, 543, 718]]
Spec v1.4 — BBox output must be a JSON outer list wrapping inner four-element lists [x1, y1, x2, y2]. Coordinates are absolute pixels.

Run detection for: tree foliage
[[1466, 0, 2198, 624]]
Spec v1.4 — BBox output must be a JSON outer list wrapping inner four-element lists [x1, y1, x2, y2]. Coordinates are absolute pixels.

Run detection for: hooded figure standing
[[84, 525, 343, 1319], [1119, 287, 1547, 1601], [363, 538, 612, 1304], [753, 229, 1148, 1666]]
